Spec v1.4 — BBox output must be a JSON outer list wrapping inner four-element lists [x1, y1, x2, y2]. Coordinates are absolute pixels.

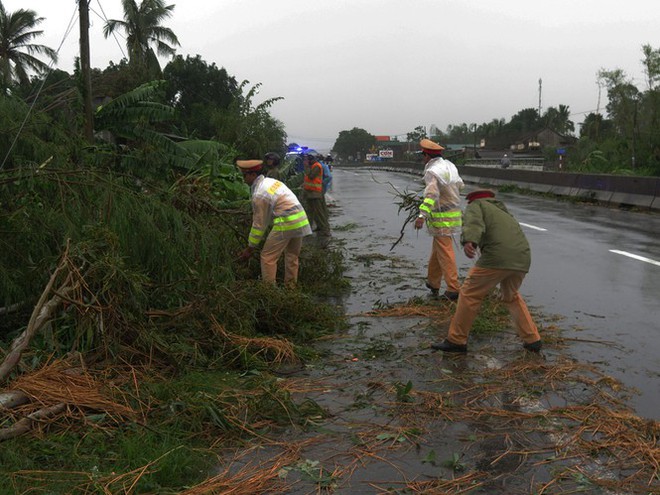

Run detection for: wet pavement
[[331, 168, 660, 420], [224, 168, 659, 494]]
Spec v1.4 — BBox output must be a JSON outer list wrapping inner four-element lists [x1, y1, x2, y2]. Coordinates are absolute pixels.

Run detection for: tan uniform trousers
[[447, 266, 541, 346], [428, 236, 460, 293], [260, 235, 303, 285]]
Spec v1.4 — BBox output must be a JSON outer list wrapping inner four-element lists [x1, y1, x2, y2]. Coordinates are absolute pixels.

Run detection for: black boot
[[425, 282, 439, 297], [439, 291, 459, 301], [523, 340, 542, 352], [431, 339, 468, 353]]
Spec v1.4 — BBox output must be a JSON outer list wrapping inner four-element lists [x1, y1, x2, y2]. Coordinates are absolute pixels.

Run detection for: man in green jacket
[[432, 189, 542, 353]]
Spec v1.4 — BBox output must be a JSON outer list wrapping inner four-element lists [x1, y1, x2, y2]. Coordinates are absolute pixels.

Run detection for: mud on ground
[[207, 195, 658, 495]]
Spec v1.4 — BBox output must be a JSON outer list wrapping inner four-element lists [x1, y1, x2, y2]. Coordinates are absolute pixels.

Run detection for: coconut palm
[[103, 0, 180, 75], [0, 1, 57, 90]]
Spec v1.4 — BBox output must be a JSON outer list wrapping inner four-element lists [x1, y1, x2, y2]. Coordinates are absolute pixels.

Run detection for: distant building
[[480, 128, 576, 154], [510, 128, 576, 153], [373, 135, 405, 160]]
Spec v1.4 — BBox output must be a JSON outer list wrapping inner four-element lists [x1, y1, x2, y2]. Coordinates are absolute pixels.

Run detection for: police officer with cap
[[414, 139, 464, 300], [237, 159, 312, 285]]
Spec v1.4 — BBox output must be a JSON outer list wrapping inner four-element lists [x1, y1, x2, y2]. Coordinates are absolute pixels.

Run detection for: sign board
[[556, 148, 566, 155], [379, 149, 394, 159], [366, 154, 379, 161]]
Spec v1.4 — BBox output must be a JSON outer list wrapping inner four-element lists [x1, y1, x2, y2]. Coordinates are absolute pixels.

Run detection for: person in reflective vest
[[431, 189, 542, 353], [413, 139, 464, 301], [237, 159, 312, 285], [302, 153, 331, 244]]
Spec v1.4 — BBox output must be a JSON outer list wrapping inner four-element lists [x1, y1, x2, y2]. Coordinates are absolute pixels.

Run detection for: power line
[[0, 3, 79, 171], [92, 0, 127, 60]]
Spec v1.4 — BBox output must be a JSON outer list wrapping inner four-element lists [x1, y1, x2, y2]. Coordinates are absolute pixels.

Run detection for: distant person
[[500, 154, 511, 169], [237, 159, 312, 285], [474, 150, 481, 159], [414, 139, 464, 301], [264, 152, 282, 179], [318, 155, 333, 194], [432, 189, 542, 353], [302, 153, 331, 245]]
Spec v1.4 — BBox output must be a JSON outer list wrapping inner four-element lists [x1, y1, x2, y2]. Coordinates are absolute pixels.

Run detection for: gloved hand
[[238, 246, 255, 262]]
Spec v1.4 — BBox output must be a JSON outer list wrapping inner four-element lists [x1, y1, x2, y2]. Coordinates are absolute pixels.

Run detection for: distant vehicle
[[285, 144, 320, 174]]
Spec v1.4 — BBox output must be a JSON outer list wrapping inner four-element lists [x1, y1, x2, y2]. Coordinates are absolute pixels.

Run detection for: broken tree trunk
[[0, 244, 72, 384], [0, 403, 67, 441], [0, 390, 30, 410]]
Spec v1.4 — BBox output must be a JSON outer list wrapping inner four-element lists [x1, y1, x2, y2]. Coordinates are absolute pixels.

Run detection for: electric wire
[[92, 0, 127, 60], [0, 4, 79, 171]]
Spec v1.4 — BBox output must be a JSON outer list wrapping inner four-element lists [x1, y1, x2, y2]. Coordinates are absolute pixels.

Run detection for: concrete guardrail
[[336, 161, 660, 211]]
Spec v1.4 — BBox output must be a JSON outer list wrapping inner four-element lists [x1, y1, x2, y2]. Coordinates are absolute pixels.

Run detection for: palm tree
[[103, 0, 180, 76], [0, 1, 57, 90], [543, 104, 575, 135]]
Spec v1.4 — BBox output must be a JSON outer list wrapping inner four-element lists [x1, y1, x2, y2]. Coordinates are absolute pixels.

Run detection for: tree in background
[[0, 1, 56, 90], [163, 54, 238, 138], [506, 108, 541, 133], [212, 81, 286, 158], [406, 125, 427, 143], [579, 112, 613, 141], [103, 0, 180, 79], [92, 58, 149, 98], [542, 104, 574, 135], [332, 127, 376, 160]]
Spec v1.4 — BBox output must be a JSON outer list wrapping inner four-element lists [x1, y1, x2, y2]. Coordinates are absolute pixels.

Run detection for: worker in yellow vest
[[237, 159, 312, 285], [413, 139, 464, 301]]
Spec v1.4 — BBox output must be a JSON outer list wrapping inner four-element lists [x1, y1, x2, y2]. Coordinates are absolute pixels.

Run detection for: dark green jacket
[[266, 167, 281, 180], [461, 198, 531, 272]]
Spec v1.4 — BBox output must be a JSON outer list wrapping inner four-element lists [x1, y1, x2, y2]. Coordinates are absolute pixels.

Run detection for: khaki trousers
[[260, 235, 303, 285], [428, 236, 460, 293], [447, 266, 541, 345]]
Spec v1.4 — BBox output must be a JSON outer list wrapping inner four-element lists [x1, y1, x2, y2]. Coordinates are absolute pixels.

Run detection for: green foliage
[[406, 125, 427, 143], [470, 293, 511, 335], [0, 94, 74, 169], [332, 127, 376, 160], [0, 369, 330, 493], [441, 452, 466, 472], [507, 107, 541, 133], [0, 2, 57, 90], [212, 81, 286, 157], [91, 59, 148, 98], [163, 54, 239, 138], [0, 166, 347, 380], [394, 380, 414, 403], [103, 0, 180, 77]]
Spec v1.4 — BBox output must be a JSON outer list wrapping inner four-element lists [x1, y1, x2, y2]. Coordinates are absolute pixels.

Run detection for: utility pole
[[538, 78, 542, 117], [79, 0, 94, 143]]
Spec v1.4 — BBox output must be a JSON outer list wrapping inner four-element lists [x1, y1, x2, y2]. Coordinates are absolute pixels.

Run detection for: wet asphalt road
[[329, 168, 660, 420]]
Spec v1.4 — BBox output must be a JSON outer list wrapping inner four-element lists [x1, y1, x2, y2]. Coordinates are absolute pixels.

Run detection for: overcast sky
[[9, 0, 660, 152]]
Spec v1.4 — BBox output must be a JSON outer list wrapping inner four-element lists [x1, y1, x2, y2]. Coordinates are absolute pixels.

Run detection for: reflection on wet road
[[331, 168, 660, 420]]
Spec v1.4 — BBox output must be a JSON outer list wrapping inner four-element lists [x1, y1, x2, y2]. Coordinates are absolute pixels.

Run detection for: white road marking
[[519, 222, 547, 231], [609, 250, 660, 267]]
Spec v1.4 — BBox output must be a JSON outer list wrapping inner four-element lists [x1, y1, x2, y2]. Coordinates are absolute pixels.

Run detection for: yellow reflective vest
[[248, 176, 313, 247], [419, 157, 464, 237]]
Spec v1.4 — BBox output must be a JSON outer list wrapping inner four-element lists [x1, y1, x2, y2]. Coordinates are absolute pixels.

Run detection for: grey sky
[[10, 0, 660, 152]]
